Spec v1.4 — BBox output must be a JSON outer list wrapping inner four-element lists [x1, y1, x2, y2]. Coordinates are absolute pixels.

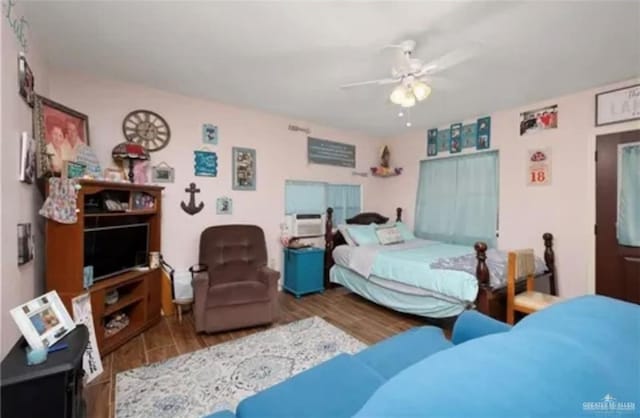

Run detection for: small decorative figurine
[[370, 145, 403, 177]]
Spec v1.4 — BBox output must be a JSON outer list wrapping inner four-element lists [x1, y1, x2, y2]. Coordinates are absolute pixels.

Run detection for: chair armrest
[[192, 270, 210, 295], [451, 310, 511, 345], [257, 266, 280, 285]]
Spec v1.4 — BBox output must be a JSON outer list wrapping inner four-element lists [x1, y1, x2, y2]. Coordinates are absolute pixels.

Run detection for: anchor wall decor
[[181, 182, 204, 215]]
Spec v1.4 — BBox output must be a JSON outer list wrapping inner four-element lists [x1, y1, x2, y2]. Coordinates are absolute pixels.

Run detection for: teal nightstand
[[283, 247, 325, 298]]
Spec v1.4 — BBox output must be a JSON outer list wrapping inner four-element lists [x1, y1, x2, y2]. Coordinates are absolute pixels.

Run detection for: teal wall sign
[[3, 0, 28, 52], [307, 137, 355, 168], [194, 150, 218, 177]]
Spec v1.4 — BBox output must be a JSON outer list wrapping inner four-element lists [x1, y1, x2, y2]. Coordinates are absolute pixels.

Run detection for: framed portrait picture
[[151, 162, 175, 183], [19, 132, 36, 184], [216, 196, 233, 215], [450, 123, 462, 154], [18, 53, 35, 107], [10, 290, 76, 350], [232, 147, 256, 191], [33, 95, 90, 178]]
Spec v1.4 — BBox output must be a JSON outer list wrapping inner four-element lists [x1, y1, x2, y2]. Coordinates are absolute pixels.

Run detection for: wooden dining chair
[[506, 249, 563, 324]]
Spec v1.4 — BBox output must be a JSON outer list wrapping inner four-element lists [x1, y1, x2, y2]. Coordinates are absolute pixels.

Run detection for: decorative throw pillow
[[395, 222, 416, 241], [376, 225, 404, 245], [346, 224, 379, 246], [337, 224, 358, 246]]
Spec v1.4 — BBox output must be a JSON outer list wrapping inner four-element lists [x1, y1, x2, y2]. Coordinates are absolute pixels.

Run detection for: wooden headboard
[[325, 207, 402, 249]]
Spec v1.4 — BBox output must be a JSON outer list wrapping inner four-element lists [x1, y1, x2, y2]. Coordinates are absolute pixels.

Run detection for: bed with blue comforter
[[326, 209, 554, 319]]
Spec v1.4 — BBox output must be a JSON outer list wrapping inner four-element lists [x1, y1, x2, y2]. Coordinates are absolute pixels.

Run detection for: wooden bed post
[[474, 242, 490, 287], [325, 207, 334, 253], [396, 208, 402, 222], [543, 233, 557, 296], [323, 207, 335, 288]]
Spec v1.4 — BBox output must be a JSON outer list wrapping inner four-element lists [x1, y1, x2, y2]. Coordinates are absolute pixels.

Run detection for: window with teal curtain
[[285, 181, 326, 215], [414, 151, 499, 247], [327, 184, 362, 225], [618, 143, 640, 247], [285, 181, 361, 224]]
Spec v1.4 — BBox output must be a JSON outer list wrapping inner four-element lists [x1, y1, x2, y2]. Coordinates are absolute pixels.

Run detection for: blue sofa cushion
[[355, 326, 452, 379], [451, 310, 511, 345], [355, 296, 640, 418], [235, 353, 385, 418]]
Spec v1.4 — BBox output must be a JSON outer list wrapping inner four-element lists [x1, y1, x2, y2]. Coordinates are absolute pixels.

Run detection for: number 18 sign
[[527, 148, 551, 186]]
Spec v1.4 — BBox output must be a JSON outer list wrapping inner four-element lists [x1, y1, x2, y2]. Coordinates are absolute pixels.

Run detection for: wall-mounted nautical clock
[[122, 109, 171, 152]]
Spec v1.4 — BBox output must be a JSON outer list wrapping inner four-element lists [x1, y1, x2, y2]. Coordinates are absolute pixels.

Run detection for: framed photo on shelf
[[232, 147, 256, 191], [62, 161, 86, 179], [10, 290, 76, 350], [103, 168, 125, 182], [33, 95, 89, 178]]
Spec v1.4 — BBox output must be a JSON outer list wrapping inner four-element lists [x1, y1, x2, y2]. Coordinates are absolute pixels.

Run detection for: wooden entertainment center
[[45, 179, 163, 356]]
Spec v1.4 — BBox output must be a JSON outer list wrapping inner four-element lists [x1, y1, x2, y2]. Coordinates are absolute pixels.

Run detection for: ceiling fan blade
[[417, 45, 479, 76], [340, 78, 400, 89]]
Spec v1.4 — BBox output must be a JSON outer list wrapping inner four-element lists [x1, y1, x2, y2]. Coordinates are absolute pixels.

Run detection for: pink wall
[[48, 72, 385, 275], [1, 2, 50, 358], [377, 79, 640, 298]]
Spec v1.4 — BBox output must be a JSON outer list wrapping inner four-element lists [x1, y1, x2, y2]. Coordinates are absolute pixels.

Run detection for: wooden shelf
[[90, 268, 158, 291], [103, 294, 144, 317], [84, 209, 156, 217], [103, 320, 142, 341]]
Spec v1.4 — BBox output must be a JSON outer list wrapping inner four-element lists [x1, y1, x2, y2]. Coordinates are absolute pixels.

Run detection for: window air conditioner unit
[[291, 214, 325, 238]]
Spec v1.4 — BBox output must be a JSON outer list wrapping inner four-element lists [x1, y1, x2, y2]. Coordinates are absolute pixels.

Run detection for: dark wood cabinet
[[1, 326, 89, 418], [45, 180, 164, 355]]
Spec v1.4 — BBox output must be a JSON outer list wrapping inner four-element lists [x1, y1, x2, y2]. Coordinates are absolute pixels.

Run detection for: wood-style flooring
[[85, 288, 446, 418]]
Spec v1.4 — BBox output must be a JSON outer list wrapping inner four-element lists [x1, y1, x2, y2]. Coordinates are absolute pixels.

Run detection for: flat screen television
[[84, 223, 149, 281]]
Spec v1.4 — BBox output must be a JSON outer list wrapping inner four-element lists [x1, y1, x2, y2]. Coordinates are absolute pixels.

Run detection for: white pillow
[[337, 224, 358, 246], [375, 225, 404, 245]]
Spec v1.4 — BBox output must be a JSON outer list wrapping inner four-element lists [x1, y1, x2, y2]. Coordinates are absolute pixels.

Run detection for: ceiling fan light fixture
[[400, 93, 416, 108], [413, 81, 431, 101], [390, 85, 407, 105]]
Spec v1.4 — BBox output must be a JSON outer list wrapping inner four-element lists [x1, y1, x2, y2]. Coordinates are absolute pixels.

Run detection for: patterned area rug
[[115, 317, 366, 418]]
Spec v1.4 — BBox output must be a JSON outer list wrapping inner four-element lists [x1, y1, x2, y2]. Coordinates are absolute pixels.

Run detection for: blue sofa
[[207, 295, 639, 417]]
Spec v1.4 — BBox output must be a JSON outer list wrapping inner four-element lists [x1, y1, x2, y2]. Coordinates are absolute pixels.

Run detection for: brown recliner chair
[[192, 225, 279, 333]]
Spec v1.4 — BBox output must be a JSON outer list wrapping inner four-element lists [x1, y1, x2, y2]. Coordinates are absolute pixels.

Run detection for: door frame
[[588, 124, 640, 293]]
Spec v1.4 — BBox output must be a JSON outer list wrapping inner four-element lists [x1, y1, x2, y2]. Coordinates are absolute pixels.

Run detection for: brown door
[[596, 130, 640, 304]]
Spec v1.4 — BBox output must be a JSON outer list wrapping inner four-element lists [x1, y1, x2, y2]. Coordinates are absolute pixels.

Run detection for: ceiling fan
[[340, 39, 469, 109]]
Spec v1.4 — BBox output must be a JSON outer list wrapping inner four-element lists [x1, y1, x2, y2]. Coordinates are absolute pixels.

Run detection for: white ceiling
[[26, 1, 640, 137]]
